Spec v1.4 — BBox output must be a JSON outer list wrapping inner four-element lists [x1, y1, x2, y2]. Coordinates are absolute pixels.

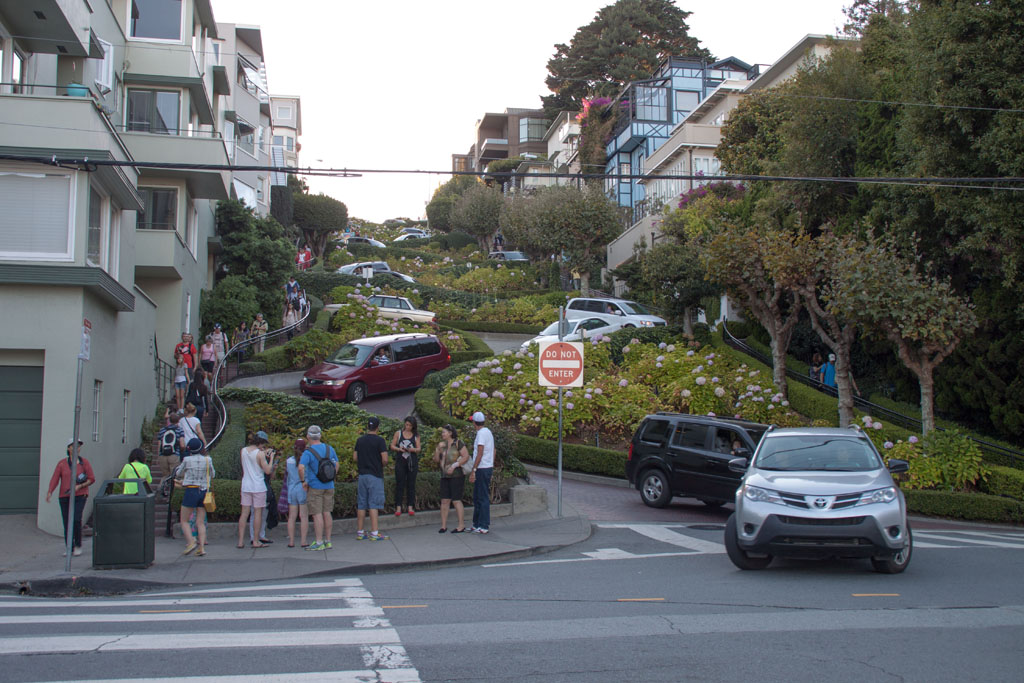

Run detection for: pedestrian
[[117, 448, 152, 495], [298, 289, 308, 317], [210, 323, 229, 381], [286, 438, 309, 548], [299, 425, 338, 551], [176, 437, 214, 556], [174, 332, 199, 373], [232, 321, 250, 362], [186, 369, 210, 423], [199, 334, 217, 374], [432, 424, 470, 533], [180, 402, 206, 448], [283, 301, 299, 340], [284, 275, 300, 308], [238, 431, 274, 549], [251, 313, 269, 354], [249, 435, 278, 545], [45, 438, 95, 556], [173, 350, 188, 412], [468, 411, 495, 534], [809, 352, 823, 382], [820, 353, 837, 388], [391, 416, 421, 517], [354, 416, 389, 541]]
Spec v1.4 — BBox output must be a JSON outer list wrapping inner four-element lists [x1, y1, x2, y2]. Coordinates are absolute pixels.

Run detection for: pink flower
[[714, 387, 725, 397], [618, 379, 628, 387], [872, 422, 882, 430], [566, 403, 574, 409], [696, 377, 707, 386], [594, 388, 603, 395], [548, 399, 556, 406], [884, 441, 894, 449], [908, 435, 919, 443]]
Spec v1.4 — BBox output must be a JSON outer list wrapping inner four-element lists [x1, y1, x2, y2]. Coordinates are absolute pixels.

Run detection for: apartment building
[[0, 0, 286, 535], [451, 108, 550, 174], [269, 94, 300, 185], [510, 110, 581, 192]]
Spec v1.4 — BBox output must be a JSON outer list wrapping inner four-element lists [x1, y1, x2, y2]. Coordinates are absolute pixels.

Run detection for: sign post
[[538, 308, 584, 517], [66, 319, 90, 571]]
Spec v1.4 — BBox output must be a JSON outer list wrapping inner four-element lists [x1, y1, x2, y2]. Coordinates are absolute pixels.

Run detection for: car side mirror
[[369, 359, 379, 367], [887, 458, 909, 474], [728, 457, 749, 473]]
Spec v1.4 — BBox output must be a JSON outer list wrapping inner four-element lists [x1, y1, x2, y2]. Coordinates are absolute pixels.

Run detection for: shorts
[[181, 487, 206, 508], [439, 475, 465, 501], [307, 487, 334, 515], [357, 475, 385, 510], [175, 380, 188, 390], [287, 483, 307, 506], [216, 352, 225, 363], [240, 490, 267, 508]]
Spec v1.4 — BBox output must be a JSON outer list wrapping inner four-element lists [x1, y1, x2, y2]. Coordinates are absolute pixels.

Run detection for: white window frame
[[277, 105, 291, 119], [92, 379, 103, 442], [127, 0, 185, 44], [94, 38, 114, 93], [121, 389, 130, 444], [185, 196, 198, 256], [0, 168, 76, 262], [107, 205, 121, 279], [86, 184, 109, 269], [185, 291, 192, 334]]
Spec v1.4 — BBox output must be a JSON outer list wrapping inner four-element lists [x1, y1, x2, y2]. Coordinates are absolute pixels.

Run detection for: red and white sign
[[538, 341, 584, 387], [78, 318, 92, 361]]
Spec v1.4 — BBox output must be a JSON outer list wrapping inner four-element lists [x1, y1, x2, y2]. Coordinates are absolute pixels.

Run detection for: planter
[[66, 82, 89, 97]]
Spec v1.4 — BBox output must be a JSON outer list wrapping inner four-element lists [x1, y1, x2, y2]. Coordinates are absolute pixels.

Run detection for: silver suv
[[724, 426, 912, 573]]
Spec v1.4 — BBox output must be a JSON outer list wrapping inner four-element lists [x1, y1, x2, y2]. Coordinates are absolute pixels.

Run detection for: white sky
[[211, 0, 850, 223]]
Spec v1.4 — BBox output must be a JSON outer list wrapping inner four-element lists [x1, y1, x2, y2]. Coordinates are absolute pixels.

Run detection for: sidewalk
[[0, 486, 591, 596]]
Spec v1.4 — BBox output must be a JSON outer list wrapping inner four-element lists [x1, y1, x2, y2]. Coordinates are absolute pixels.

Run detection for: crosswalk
[[0, 578, 420, 682], [484, 524, 1024, 568]]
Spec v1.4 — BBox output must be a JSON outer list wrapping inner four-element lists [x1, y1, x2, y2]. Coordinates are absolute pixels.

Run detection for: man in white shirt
[[468, 411, 495, 534]]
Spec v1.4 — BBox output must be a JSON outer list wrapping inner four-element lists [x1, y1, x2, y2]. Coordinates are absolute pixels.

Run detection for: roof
[[746, 34, 859, 91], [349, 333, 436, 345], [763, 427, 870, 438]]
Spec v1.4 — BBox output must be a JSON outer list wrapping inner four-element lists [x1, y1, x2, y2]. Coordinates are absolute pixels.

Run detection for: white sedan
[[366, 295, 436, 324], [521, 315, 624, 350]]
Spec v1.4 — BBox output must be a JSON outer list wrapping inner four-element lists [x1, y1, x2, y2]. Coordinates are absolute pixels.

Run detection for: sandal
[[301, 543, 310, 548], [438, 528, 447, 533], [288, 543, 295, 548], [259, 538, 273, 544], [196, 548, 206, 556], [236, 544, 244, 549], [408, 509, 415, 516], [451, 528, 466, 533], [252, 543, 267, 548]]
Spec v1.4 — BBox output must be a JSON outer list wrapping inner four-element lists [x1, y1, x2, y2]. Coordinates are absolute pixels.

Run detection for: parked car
[[346, 236, 386, 248], [626, 413, 768, 508], [724, 426, 912, 573], [488, 250, 529, 262], [337, 260, 391, 276], [520, 314, 624, 350], [400, 226, 429, 235], [393, 233, 427, 242], [565, 297, 666, 327], [299, 333, 450, 404], [375, 270, 417, 284], [364, 295, 436, 324]]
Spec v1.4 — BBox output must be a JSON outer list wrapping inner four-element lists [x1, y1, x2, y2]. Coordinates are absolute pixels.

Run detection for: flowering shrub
[[326, 293, 468, 350], [451, 267, 533, 293]]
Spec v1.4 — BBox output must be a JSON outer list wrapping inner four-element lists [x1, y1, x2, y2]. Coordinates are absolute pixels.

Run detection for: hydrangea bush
[[326, 291, 468, 351]]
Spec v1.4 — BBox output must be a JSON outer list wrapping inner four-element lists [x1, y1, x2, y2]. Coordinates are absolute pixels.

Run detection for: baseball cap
[[367, 416, 380, 430], [828, 353, 836, 362], [66, 438, 84, 447], [187, 437, 204, 453], [214, 322, 222, 329], [472, 411, 486, 423], [307, 425, 322, 439], [255, 430, 269, 442]]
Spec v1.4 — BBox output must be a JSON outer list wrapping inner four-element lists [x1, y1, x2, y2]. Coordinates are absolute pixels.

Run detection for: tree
[[292, 192, 348, 259], [542, 0, 712, 115], [214, 200, 294, 319], [425, 175, 478, 233], [199, 275, 259, 336], [450, 184, 504, 253], [639, 241, 716, 334]]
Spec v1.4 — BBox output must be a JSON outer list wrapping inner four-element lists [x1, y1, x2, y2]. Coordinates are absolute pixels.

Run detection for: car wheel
[[699, 499, 725, 508], [639, 469, 671, 508], [400, 317, 413, 323], [624, 323, 636, 328], [871, 527, 912, 574], [347, 382, 367, 405], [725, 514, 773, 570]]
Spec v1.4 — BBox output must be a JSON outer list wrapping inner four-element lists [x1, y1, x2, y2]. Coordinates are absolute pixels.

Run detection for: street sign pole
[[538, 318, 584, 521], [557, 307, 564, 518], [66, 319, 90, 571]]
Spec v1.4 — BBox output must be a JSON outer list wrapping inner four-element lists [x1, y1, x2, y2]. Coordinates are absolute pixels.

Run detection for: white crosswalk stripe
[[0, 578, 421, 682], [914, 530, 1024, 549]]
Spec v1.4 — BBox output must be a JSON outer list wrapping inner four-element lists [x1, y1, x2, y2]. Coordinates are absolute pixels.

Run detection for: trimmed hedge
[[981, 465, 1024, 501], [238, 361, 267, 375], [248, 345, 291, 372], [440, 320, 544, 334], [904, 489, 1024, 524], [515, 436, 627, 479], [209, 402, 247, 480]]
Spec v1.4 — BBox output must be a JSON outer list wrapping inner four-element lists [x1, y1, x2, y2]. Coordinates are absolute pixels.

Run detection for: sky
[[211, 0, 851, 223]]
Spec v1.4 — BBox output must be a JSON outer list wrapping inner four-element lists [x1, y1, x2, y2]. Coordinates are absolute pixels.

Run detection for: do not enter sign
[[538, 341, 584, 387]]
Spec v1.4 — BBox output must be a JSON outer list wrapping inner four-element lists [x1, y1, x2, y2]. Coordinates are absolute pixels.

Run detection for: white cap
[[66, 438, 83, 447], [472, 411, 485, 423], [828, 353, 836, 362]]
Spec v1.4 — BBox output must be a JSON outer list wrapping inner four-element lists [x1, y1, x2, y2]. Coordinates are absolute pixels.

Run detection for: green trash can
[[92, 479, 155, 569]]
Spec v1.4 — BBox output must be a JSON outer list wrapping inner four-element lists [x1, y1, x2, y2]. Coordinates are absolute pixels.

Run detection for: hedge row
[[904, 489, 1024, 524], [981, 465, 1024, 501], [440, 320, 544, 334], [515, 436, 627, 479]]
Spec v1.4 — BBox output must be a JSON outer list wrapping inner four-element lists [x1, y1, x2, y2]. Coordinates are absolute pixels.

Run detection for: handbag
[[203, 460, 216, 512]]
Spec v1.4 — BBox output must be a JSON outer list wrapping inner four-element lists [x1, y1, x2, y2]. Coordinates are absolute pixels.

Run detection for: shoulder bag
[[203, 459, 217, 512]]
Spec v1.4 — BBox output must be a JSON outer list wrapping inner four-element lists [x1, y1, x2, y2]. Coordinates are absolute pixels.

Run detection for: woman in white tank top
[[237, 431, 272, 548]]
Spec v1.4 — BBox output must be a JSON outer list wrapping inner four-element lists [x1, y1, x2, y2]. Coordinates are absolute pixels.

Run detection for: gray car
[[724, 426, 912, 573]]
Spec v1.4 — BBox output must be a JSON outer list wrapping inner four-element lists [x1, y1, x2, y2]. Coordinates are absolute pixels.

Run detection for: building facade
[[452, 108, 549, 174], [269, 94, 300, 186]]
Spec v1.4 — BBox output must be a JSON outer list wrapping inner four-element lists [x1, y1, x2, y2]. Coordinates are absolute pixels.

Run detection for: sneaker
[[468, 527, 478, 533], [356, 531, 367, 541], [72, 547, 82, 556], [305, 541, 326, 551], [472, 528, 489, 534], [368, 532, 390, 541], [323, 541, 332, 550]]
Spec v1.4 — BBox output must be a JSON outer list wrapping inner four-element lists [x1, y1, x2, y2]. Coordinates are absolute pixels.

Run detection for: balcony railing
[[116, 125, 223, 139]]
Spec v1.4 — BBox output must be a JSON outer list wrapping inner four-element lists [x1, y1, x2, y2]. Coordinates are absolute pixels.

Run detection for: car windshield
[[539, 320, 578, 336], [619, 300, 652, 315], [505, 251, 526, 259], [327, 343, 373, 367], [754, 436, 882, 472]]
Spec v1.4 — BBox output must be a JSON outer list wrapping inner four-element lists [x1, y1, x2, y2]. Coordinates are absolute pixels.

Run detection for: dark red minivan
[[299, 333, 450, 404]]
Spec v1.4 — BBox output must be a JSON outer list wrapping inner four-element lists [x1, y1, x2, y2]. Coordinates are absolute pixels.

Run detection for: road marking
[[583, 548, 643, 560], [914, 532, 1024, 549], [0, 607, 385, 625], [154, 578, 363, 596], [909, 540, 958, 548], [138, 610, 191, 614], [382, 605, 428, 609], [598, 523, 727, 553], [852, 594, 900, 597], [48, 672, 421, 683], [483, 551, 694, 568], [0, 591, 368, 609], [617, 598, 665, 602]]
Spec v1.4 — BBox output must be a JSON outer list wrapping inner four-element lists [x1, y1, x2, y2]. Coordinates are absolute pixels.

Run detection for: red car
[[300, 333, 450, 404]]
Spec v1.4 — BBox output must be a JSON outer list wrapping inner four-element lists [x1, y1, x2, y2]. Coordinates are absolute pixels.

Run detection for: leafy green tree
[[214, 200, 294, 318], [450, 184, 504, 253], [542, 0, 712, 115], [640, 241, 716, 334], [292, 192, 348, 259], [199, 275, 259, 337], [426, 175, 478, 233]]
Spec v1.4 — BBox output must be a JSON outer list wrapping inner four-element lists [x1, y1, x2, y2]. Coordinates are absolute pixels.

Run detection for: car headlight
[[639, 320, 654, 327], [743, 485, 784, 505], [855, 487, 898, 506]]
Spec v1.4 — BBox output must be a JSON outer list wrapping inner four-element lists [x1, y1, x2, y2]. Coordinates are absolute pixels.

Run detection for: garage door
[[0, 366, 43, 513]]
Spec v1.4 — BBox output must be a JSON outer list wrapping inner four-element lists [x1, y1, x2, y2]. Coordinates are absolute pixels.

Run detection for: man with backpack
[[157, 412, 186, 537], [298, 425, 338, 551]]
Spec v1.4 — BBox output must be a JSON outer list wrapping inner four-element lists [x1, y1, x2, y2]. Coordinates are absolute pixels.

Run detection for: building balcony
[[119, 128, 229, 200], [478, 137, 509, 160], [0, 0, 95, 57], [606, 214, 662, 271], [124, 42, 214, 125], [643, 124, 722, 174], [134, 226, 191, 280]]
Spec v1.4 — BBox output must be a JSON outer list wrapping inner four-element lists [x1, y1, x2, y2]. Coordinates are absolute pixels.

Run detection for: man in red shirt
[[46, 439, 96, 556], [174, 332, 198, 372]]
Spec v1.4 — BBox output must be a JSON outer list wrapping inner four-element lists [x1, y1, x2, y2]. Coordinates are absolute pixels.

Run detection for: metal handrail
[[206, 306, 312, 450], [720, 321, 1024, 465]]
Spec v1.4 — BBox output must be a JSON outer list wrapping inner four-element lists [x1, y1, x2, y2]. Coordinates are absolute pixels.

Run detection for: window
[[393, 341, 417, 362], [87, 187, 105, 267], [256, 176, 265, 204], [519, 118, 547, 143], [129, 0, 183, 41], [185, 197, 197, 253], [211, 41, 221, 65], [92, 380, 102, 441], [11, 49, 24, 94], [640, 419, 672, 445], [236, 122, 255, 156], [675, 90, 700, 114], [286, 136, 294, 151], [277, 105, 292, 119], [185, 291, 191, 333], [671, 423, 708, 449], [127, 89, 179, 134], [0, 171, 74, 261], [635, 86, 667, 121], [95, 39, 114, 92], [122, 390, 130, 444], [272, 135, 284, 146], [137, 187, 177, 230], [233, 179, 256, 208], [107, 205, 120, 278]]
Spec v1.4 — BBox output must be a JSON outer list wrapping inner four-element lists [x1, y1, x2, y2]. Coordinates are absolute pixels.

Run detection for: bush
[[284, 328, 345, 367], [209, 402, 247, 480], [436, 231, 477, 252], [515, 436, 627, 479], [904, 489, 1024, 524], [896, 429, 989, 492], [237, 361, 267, 376], [220, 387, 396, 436], [250, 345, 291, 372], [199, 275, 260, 336], [980, 465, 1024, 500], [313, 309, 332, 331], [440, 320, 544, 334]]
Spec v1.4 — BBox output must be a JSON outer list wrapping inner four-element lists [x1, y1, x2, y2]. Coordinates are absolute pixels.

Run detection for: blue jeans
[[472, 467, 493, 530]]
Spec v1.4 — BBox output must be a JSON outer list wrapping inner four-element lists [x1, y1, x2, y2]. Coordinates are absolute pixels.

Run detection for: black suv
[[626, 413, 769, 508]]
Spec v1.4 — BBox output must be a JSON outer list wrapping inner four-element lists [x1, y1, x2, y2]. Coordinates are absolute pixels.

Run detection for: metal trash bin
[[92, 479, 155, 569]]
